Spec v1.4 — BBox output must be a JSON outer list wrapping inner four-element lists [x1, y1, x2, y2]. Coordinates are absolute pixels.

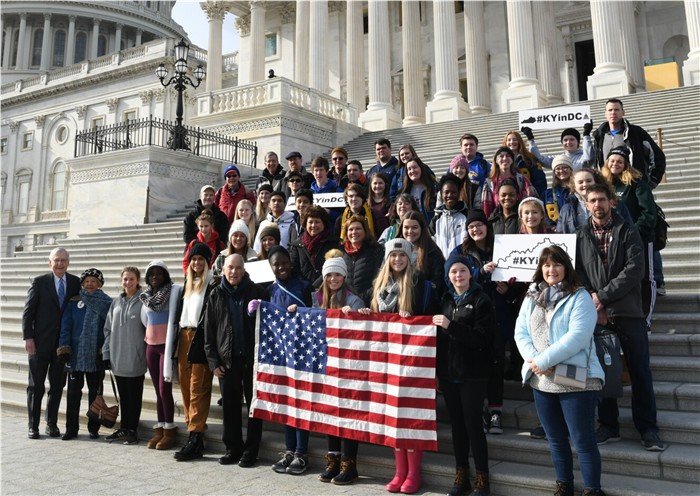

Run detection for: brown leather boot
[[156, 426, 178, 450], [146, 427, 164, 449]]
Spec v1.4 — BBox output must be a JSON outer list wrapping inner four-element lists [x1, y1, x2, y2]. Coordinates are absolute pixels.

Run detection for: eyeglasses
[[468, 223, 485, 230]]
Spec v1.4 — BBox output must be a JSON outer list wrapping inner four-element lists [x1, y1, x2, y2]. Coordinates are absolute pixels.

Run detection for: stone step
[[652, 312, 700, 334]]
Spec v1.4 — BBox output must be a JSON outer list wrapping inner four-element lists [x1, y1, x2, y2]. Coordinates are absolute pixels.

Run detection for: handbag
[[593, 326, 623, 398], [87, 370, 119, 428], [553, 338, 592, 390]]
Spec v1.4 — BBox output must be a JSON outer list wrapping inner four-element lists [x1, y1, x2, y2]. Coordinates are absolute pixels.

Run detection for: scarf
[[75, 289, 113, 372], [376, 278, 400, 313], [140, 282, 173, 312], [301, 226, 330, 267], [527, 281, 569, 311], [343, 239, 361, 256]]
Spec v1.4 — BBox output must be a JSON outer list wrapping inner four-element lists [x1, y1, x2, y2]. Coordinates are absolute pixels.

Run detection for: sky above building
[[172, 0, 240, 54]]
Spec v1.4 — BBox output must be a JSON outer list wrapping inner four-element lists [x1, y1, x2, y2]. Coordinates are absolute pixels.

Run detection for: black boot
[[554, 480, 574, 496], [318, 453, 341, 482], [331, 457, 359, 485], [448, 467, 470, 496], [174, 432, 204, 461]]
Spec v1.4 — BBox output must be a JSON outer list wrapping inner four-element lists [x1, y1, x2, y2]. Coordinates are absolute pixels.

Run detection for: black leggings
[[327, 436, 359, 459], [441, 380, 489, 473], [115, 374, 145, 431]]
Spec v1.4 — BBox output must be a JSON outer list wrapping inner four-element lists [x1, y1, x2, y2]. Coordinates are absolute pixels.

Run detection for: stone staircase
[[1, 85, 699, 495]]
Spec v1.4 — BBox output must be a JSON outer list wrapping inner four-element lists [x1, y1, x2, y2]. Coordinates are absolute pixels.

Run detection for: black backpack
[[653, 204, 669, 251]]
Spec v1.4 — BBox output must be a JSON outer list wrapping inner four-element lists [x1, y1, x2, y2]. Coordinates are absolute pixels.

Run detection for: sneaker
[[530, 424, 546, 439], [641, 431, 665, 451], [105, 428, 127, 442], [595, 426, 621, 445], [123, 429, 138, 445], [482, 405, 491, 434], [489, 411, 503, 435], [286, 453, 309, 475], [272, 451, 294, 473], [656, 285, 666, 296]]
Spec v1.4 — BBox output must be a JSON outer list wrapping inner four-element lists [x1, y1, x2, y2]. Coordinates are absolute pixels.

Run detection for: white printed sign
[[285, 192, 346, 211], [518, 105, 591, 131], [245, 260, 275, 284], [492, 234, 577, 282]]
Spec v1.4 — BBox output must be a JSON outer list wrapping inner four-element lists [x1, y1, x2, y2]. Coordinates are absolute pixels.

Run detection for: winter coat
[[103, 293, 146, 377], [268, 274, 313, 308], [613, 179, 657, 244], [255, 165, 287, 192], [413, 241, 446, 296], [389, 161, 438, 201], [466, 153, 491, 189], [529, 137, 594, 170], [515, 154, 548, 197], [591, 119, 666, 187], [253, 211, 295, 252], [477, 174, 537, 217], [59, 291, 111, 372], [557, 193, 635, 234], [313, 289, 365, 311], [366, 156, 400, 193], [436, 285, 495, 381], [575, 213, 645, 319], [430, 200, 469, 258], [215, 184, 255, 225], [342, 241, 385, 306], [204, 274, 268, 370], [542, 185, 570, 225], [515, 288, 603, 385], [212, 247, 259, 277], [289, 236, 341, 288], [141, 284, 182, 382], [488, 205, 519, 235], [183, 200, 230, 245]]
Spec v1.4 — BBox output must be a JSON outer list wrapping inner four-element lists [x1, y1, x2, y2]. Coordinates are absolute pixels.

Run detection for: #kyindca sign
[[492, 234, 577, 282]]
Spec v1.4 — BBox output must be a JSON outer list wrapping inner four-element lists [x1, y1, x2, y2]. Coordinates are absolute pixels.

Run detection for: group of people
[[22, 98, 667, 496]]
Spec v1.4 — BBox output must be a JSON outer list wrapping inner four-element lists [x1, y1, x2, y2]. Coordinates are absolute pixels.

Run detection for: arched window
[[51, 162, 67, 211], [52, 30, 66, 67], [97, 34, 107, 57], [32, 29, 43, 67], [74, 32, 87, 63]]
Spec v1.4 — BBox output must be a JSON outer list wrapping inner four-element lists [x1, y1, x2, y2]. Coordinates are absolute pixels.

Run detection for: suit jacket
[[22, 272, 81, 354]]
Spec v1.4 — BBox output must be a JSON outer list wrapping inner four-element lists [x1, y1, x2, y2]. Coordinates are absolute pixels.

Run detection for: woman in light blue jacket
[[514, 245, 605, 496]]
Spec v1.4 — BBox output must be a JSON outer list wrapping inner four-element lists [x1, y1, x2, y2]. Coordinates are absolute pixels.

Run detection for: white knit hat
[[228, 219, 250, 240], [322, 257, 348, 278], [552, 154, 573, 171], [384, 238, 413, 261], [518, 196, 546, 218]]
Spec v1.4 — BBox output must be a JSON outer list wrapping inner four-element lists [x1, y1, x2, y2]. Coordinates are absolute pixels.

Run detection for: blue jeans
[[533, 389, 601, 490], [284, 425, 309, 454], [598, 316, 658, 436], [653, 250, 664, 286]]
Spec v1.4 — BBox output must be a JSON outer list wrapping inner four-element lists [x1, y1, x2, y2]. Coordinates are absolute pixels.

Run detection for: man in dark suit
[[22, 247, 80, 439]]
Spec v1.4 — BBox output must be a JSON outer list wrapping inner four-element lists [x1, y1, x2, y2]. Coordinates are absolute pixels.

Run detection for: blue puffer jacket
[[514, 287, 604, 385]]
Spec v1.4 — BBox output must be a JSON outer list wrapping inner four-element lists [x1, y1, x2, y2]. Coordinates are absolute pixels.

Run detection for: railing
[[74, 116, 258, 167]]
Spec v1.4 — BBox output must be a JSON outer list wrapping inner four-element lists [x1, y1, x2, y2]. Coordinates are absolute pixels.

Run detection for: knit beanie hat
[[322, 257, 348, 279], [228, 219, 250, 241], [258, 221, 281, 244], [257, 183, 273, 194], [465, 209, 488, 228], [443, 254, 473, 281], [384, 238, 413, 261], [560, 128, 581, 144], [224, 164, 240, 178], [552, 154, 574, 171], [80, 268, 104, 286], [187, 241, 213, 266], [518, 196, 546, 218], [607, 146, 629, 161], [267, 245, 290, 262], [450, 154, 469, 172], [493, 146, 515, 163]]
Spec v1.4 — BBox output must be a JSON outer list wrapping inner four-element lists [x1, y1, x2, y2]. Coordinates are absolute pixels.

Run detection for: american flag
[[250, 301, 438, 451]]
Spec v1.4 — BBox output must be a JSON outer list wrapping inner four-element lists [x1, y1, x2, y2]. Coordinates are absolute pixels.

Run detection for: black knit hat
[[267, 245, 290, 262], [80, 268, 104, 286], [560, 128, 581, 143], [607, 146, 630, 161], [257, 183, 273, 194], [493, 146, 515, 163], [187, 241, 212, 266], [466, 209, 488, 227]]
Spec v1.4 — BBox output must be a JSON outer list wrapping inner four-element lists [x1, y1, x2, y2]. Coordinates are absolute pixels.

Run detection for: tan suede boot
[[156, 426, 178, 450], [146, 427, 164, 449]]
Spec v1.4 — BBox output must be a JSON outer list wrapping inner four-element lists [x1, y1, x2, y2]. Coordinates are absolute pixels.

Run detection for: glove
[[583, 121, 593, 136], [102, 359, 111, 370], [247, 299, 260, 314], [521, 126, 535, 140]]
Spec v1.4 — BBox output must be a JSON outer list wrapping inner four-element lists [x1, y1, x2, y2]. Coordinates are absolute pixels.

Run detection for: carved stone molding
[[72, 162, 214, 185], [8, 120, 20, 133], [329, 1, 345, 14], [34, 115, 46, 128], [201, 1, 228, 22], [235, 15, 251, 36], [105, 98, 119, 112], [139, 90, 154, 105], [278, 2, 296, 24], [213, 116, 333, 142]]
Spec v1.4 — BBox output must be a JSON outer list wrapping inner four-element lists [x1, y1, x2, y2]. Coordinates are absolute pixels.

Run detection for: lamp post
[[155, 39, 206, 150]]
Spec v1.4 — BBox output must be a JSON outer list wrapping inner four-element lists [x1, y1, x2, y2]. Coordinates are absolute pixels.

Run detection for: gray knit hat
[[322, 257, 348, 279], [228, 219, 250, 240], [384, 238, 413, 261]]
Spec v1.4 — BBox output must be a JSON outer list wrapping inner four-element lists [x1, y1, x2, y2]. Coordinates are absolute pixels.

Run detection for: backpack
[[653, 204, 669, 251]]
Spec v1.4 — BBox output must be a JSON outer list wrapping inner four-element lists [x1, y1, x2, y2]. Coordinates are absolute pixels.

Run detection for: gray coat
[[103, 293, 147, 377]]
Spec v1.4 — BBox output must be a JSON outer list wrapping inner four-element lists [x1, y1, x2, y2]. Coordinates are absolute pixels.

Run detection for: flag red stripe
[[326, 366, 435, 389], [326, 327, 437, 348], [328, 346, 435, 369]]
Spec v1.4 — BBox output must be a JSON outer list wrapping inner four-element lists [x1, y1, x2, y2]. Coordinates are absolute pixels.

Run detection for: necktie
[[58, 278, 65, 307]]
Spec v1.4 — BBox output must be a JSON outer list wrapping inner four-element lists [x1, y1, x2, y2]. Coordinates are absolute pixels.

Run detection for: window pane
[[75, 32, 87, 63], [32, 29, 43, 66], [53, 30, 66, 67], [52, 164, 66, 211], [18, 181, 29, 214], [265, 34, 277, 57], [98, 35, 107, 57]]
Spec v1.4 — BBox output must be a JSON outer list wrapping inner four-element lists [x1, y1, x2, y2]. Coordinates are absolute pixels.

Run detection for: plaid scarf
[[527, 281, 570, 311], [139, 282, 173, 312]]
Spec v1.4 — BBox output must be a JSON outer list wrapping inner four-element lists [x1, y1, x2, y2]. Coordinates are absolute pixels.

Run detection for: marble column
[[90, 18, 100, 59], [202, 1, 225, 92], [39, 14, 52, 71], [66, 15, 76, 66], [248, 1, 266, 83], [114, 23, 122, 52], [16, 13, 27, 70], [346, 0, 364, 112], [586, 0, 632, 99], [463, 1, 490, 115], [532, 2, 563, 105], [619, 2, 644, 91], [309, 0, 328, 91], [135, 28, 142, 46], [502, 0, 546, 111], [401, 0, 424, 126], [684, 0, 700, 85], [426, 0, 469, 122], [295, 0, 309, 86], [358, 0, 401, 131], [2, 24, 12, 70]]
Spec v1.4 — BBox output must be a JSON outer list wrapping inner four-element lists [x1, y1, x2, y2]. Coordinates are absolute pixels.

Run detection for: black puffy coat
[[342, 241, 385, 306], [289, 236, 340, 288], [436, 286, 495, 381], [183, 200, 230, 246]]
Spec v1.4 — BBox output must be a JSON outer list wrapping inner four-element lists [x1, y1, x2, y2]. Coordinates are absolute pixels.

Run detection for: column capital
[[249, 1, 266, 11], [329, 1, 345, 14], [201, 1, 227, 22], [68, 15, 77, 22], [43, 13, 52, 21], [93, 18, 101, 26], [115, 23, 123, 30], [19, 13, 27, 21], [34, 115, 46, 128], [278, 2, 296, 24], [235, 15, 250, 36]]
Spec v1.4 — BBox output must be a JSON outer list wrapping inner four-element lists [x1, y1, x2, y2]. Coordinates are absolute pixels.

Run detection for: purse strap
[[105, 369, 119, 405]]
